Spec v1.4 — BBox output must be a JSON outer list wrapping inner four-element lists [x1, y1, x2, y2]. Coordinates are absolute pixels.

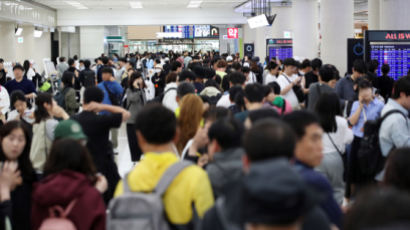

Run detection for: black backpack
[[103, 83, 121, 106], [148, 87, 177, 104], [357, 109, 406, 181]]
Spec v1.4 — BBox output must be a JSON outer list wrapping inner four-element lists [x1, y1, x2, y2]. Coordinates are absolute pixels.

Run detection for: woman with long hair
[[126, 72, 147, 163], [315, 92, 353, 205], [60, 71, 80, 116], [177, 94, 204, 153], [30, 93, 69, 176], [0, 120, 35, 230], [31, 139, 106, 230]]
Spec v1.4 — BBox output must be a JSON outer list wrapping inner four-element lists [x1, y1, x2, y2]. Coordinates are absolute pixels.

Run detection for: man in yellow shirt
[[114, 104, 214, 228]]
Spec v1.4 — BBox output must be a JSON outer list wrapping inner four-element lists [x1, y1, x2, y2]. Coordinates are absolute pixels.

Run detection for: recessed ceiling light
[[129, 1, 143, 9], [64, 1, 88, 9], [187, 0, 202, 8]]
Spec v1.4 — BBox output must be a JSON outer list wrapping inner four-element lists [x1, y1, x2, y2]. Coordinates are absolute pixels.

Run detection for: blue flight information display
[[370, 44, 410, 80], [268, 46, 293, 61], [163, 25, 195, 38]]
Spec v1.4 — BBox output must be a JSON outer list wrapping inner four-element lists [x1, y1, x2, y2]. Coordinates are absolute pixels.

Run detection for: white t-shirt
[[245, 72, 257, 85], [26, 68, 36, 81], [265, 73, 277, 85], [277, 74, 299, 109], [144, 77, 155, 101], [216, 93, 231, 108], [323, 116, 354, 154], [0, 86, 10, 115], [162, 82, 178, 112]]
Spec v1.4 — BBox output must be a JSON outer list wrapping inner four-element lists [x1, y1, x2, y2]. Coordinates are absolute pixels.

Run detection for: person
[[114, 104, 214, 229], [0, 121, 36, 230], [66, 58, 81, 91], [31, 139, 107, 230], [162, 72, 179, 111], [7, 90, 34, 125], [277, 58, 302, 109], [283, 111, 343, 229], [265, 82, 292, 115], [0, 59, 7, 85], [60, 71, 80, 116], [303, 58, 322, 91], [79, 59, 96, 89], [206, 118, 244, 198], [315, 93, 353, 205], [216, 72, 246, 108], [30, 93, 69, 177], [215, 60, 227, 80], [98, 67, 124, 153], [201, 119, 332, 230], [4, 65, 36, 99], [176, 94, 204, 153], [178, 69, 196, 83], [23, 60, 36, 82], [235, 83, 266, 123], [348, 80, 384, 190], [97, 57, 114, 83], [344, 187, 410, 230], [335, 59, 366, 107], [307, 64, 337, 111], [56, 57, 69, 79], [377, 64, 394, 102], [384, 147, 410, 193], [264, 61, 279, 85], [170, 61, 183, 74], [365, 59, 379, 87], [0, 81, 10, 117], [299, 59, 312, 76], [0, 161, 22, 230], [125, 72, 146, 163], [242, 159, 321, 230], [72, 86, 130, 203], [116, 58, 127, 82], [378, 76, 410, 179]]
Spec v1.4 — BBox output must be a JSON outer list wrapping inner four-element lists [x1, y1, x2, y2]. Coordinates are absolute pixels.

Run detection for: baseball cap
[[226, 56, 233, 62], [243, 158, 322, 226], [54, 120, 87, 140]]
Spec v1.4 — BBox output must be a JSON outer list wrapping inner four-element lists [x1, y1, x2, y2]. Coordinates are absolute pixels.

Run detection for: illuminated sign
[[367, 31, 410, 42], [266, 39, 293, 45], [210, 26, 219, 38], [227, 28, 238, 39]]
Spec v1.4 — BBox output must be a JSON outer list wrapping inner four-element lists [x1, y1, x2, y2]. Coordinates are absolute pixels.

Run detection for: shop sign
[[227, 28, 238, 39], [210, 26, 219, 38]]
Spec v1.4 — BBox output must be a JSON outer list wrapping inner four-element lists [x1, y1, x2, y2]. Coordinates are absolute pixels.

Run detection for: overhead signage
[[157, 32, 183, 39], [266, 39, 293, 45], [210, 26, 219, 38], [227, 28, 239, 39], [367, 30, 410, 42]]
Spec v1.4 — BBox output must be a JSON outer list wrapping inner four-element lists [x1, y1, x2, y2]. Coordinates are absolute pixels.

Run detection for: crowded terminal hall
[[1, 0, 410, 229]]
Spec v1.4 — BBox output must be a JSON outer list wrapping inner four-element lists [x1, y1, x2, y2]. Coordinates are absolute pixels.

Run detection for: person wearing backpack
[[98, 67, 124, 154], [162, 72, 179, 111], [125, 72, 146, 163], [378, 76, 410, 180], [113, 104, 214, 229], [347, 80, 384, 196], [31, 139, 107, 230], [60, 72, 80, 116]]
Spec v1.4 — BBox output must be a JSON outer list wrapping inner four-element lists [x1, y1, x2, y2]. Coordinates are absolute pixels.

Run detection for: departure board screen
[[268, 46, 293, 61], [370, 43, 410, 80], [163, 25, 194, 38]]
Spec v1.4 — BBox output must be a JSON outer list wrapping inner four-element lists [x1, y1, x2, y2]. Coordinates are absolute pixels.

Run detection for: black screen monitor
[[266, 39, 293, 61]]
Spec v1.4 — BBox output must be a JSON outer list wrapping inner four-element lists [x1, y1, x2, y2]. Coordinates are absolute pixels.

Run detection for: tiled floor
[[114, 123, 135, 178]]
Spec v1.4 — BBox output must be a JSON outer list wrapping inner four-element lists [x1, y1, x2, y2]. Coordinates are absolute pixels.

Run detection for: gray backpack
[[107, 161, 192, 230]]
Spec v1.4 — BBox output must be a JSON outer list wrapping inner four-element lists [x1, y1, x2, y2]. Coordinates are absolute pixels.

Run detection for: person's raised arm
[[85, 102, 130, 122]]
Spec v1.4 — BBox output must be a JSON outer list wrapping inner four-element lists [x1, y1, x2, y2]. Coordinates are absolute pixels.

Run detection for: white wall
[[61, 30, 80, 59], [0, 22, 51, 73], [80, 26, 105, 60]]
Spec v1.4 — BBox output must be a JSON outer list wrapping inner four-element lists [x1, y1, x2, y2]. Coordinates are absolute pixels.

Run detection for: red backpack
[[39, 199, 78, 230]]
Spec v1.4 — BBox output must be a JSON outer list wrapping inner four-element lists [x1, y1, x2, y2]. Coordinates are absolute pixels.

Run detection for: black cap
[[283, 58, 298, 67], [243, 158, 322, 226], [13, 64, 24, 71]]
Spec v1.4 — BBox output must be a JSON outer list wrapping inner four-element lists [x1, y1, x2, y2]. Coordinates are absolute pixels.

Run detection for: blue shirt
[[5, 78, 36, 95], [294, 161, 343, 229], [98, 81, 123, 115], [350, 98, 384, 138]]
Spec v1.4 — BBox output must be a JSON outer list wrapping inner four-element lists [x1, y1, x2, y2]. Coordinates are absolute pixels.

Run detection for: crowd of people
[[0, 50, 410, 230]]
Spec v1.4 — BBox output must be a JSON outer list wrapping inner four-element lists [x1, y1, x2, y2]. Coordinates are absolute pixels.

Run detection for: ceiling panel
[[32, 0, 248, 10]]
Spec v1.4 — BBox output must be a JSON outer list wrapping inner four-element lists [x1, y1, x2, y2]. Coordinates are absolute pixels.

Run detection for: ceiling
[[31, 0, 249, 10]]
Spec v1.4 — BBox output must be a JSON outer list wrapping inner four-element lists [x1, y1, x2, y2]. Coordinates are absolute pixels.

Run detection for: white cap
[[226, 56, 233, 62]]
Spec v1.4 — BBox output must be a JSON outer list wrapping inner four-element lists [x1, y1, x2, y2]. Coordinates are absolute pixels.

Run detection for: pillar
[[292, 0, 319, 60], [0, 22, 17, 62], [380, 0, 410, 30], [320, 0, 354, 74], [368, 0, 380, 30]]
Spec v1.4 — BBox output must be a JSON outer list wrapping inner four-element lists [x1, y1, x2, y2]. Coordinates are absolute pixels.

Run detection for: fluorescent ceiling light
[[247, 14, 269, 29], [34, 29, 43, 38], [15, 27, 23, 36], [129, 1, 143, 8], [65, 1, 88, 9], [187, 0, 202, 8]]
